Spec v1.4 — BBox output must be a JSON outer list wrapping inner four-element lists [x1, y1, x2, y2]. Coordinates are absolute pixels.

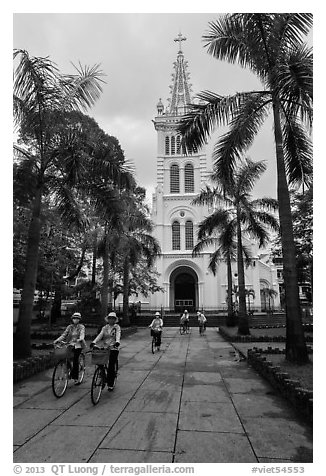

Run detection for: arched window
[[176, 135, 181, 155], [165, 136, 170, 155], [171, 136, 176, 155], [172, 221, 181, 250], [170, 164, 180, 193], [184, 163, 194, 193], [185, 221, 194, 249]]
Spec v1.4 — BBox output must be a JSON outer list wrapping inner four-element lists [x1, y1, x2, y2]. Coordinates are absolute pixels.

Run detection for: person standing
[[197, 311, 207, 335]]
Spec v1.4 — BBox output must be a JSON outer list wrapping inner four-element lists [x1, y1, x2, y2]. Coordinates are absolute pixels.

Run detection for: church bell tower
[[150, 34, 212, 311]]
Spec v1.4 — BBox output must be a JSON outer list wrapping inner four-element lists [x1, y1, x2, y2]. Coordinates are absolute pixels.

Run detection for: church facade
[[147, 35, 280, 312]]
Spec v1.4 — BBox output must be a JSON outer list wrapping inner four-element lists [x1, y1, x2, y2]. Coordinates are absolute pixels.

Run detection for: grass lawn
[[220, 325, 313, 392], [267, 353, 313, 391]]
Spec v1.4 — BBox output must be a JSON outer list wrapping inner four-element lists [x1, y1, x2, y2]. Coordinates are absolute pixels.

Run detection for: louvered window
[[170, 164, 180, 193], [185, 163, 194, 193], [172, 221, 181, 250], [165, 136, 170, 155], [185, 221, 194, 249], [176, 135, 181, 154], [171, 136, 176, 155]]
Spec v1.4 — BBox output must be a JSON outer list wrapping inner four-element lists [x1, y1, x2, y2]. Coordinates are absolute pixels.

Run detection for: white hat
[[72, 312, 81, 319], [155, 312, 161, 317], [106, 312, 118, 323]]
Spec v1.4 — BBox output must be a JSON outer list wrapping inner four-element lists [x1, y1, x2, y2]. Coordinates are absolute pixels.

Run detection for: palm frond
[[278, 43, 313, 128], [211, 92, 271, 186], [236, 159, 267, 195], [60, 62, 106, 112], [192, 236, 219, 256], [282, 115, 313, 187], [274, 13, 313, 50], [178, 91, 254, 154], [203, 14, 271, 77]]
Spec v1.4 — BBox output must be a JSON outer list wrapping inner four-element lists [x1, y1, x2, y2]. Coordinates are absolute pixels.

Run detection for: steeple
[[166, 33, 193, 116]]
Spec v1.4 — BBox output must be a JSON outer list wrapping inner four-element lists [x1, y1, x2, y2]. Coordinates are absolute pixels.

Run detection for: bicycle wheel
[[91, 366, 105, 405], [179, 325, 185, 335], [151, 336, 156, 353], [199, 325, 203, 335], [77, 353, 85, 383], [52, 360, 68, 398]]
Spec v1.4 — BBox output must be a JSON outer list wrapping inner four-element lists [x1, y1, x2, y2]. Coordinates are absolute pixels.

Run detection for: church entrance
[[170, 267, 198, 312]]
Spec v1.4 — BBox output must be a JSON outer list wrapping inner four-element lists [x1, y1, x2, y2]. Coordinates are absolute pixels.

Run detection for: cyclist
[[90, 312, 121, 390], [53, 312, 86, 385], [149, 311, 163, 350], [197, 311, 207, 334], [180, 309, 190, 332]]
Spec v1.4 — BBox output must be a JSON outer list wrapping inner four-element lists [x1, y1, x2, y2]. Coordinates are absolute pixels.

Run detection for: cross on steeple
[[174, 33, 186, 52]]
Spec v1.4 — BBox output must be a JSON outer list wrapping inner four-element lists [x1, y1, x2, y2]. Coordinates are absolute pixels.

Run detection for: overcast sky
[[13, 9, 314, 205]]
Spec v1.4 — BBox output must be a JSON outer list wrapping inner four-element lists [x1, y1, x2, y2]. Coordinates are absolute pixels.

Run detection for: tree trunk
[[14, 188, 42, 358], [100, 231, 109, 323], [226, 253, 235, 326], [122, 257, 130, 326], [91, 229, 98, 286], [236, 208, 249, 335], [272, 100, 308, 363]]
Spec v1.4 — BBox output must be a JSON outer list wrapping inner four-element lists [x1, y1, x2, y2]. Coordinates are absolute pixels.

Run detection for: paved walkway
[[13, 327, 313, 463]]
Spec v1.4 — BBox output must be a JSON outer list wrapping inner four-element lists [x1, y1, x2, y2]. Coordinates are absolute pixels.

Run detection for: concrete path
[[13, 327, 313, 463]]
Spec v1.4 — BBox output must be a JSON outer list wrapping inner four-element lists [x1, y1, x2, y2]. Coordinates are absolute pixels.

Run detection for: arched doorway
[[170, 266, 198, 312]]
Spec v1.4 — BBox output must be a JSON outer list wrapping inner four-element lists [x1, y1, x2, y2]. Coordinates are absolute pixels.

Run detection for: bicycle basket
[[54, 346, 74, 361], [91, 349, 110, 365]]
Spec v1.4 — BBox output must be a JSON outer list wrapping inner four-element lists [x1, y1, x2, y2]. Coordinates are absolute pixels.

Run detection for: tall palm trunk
[[236, 207, 249, 335], [273, 100, 308, 362], [14, 187, 42, 358], [91, 229, 98, 287], [122, 257, 130, 326], [100, 230, 109, 322], [226, 252, 235, 326]]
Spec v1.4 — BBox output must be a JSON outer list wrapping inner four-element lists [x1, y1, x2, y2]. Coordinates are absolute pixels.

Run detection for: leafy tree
[[192, 159, 279, 334], [13, 49, 128, 357], [179, 14, 312, 362]]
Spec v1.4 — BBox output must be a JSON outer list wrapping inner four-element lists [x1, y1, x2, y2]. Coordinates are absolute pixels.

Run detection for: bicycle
[[179, 321, 190, 335], [151, 329, 161, 353], [199, 323, 205, 336], [90, 347, 119, 405], [52, 343, 85, 398]]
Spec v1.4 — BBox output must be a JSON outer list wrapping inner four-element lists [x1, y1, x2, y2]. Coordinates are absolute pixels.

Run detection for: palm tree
[[192, 158, 279, 334], [99, 189, 161, 326], [261, 287, 278, 314], [13, 50, 126, 357], [179, 14, 312, 362], [193, 211, 243, 327], [118, 198, 161, 326]]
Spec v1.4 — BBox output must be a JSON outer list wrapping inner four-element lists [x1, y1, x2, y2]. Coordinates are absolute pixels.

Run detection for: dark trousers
[[107, 349, 119, 386], [71, 347, 82, 379]]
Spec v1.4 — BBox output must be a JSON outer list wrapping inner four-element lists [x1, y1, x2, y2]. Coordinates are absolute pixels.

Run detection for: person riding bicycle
[[90, 312, 121, 390], [53, 312, 86, 385], [149, 311, 163, 350], [197, 311, 207, 333], [180, 310, 190, 332]]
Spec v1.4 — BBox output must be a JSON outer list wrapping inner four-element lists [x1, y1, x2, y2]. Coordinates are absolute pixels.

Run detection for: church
[[146, 34, 280, 313]]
